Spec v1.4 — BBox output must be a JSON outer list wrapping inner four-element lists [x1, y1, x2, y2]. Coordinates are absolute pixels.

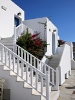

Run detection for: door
[[14, 17, 20, 27], [52, 33, 55, 55]]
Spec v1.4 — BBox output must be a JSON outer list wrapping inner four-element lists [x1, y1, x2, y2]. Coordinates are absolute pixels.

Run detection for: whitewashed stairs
[[47, 54, 61, 85], [0, 43, 59, 100], [0, 64, 59, 100]]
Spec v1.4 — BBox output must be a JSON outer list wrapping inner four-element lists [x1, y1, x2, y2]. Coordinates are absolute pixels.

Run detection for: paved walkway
[[58, 70, 75, 100]]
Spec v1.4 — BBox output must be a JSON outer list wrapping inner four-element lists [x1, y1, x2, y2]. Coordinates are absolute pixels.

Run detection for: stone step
[[48, 64, 59, 69], [51, 54, 61, 57], [48, 61, 59, 65], [32, 86, 51, 96], [49, 60, 59, 63], [50, 90, 60, 100], [49, 55, 61, 61]]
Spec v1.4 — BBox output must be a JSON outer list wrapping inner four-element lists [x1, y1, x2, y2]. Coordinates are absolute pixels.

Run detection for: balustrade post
[[46, 73, 50, 100], [5, 49, 7, 66], [52, 69, 54, 85], [1, 46, 4, 62], [56, 68, 59, 90]]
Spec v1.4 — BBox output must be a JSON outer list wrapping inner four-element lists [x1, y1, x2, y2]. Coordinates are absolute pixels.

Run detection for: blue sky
[[13, 0, 75, 42]]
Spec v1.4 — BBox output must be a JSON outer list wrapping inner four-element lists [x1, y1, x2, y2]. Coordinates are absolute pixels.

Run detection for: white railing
[[14, 23, 36, 41], [0, 43, 50, 100], [14, 44, 59, 90], [58, 43, 71, 85]]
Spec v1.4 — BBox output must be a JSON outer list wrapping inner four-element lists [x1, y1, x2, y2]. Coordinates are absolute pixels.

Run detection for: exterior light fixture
[[53, 29, 56, 32], [17, 12, 21, 16], [1, 6, 7, 11]]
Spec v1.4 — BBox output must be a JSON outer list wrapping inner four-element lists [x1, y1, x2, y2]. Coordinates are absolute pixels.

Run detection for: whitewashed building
[[0, 0, 74, 100]]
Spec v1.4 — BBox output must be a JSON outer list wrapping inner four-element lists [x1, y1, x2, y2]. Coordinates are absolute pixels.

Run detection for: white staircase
[[0, 43, 59, 100], [47, 54, 61, 85], [14, 44, 60, 87], [0, 23, 60, 100], [0, 37, 14, 51]]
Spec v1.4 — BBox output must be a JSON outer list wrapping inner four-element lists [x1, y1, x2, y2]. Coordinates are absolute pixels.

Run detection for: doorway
[[52, 33, 55, 55], [14, 15, 22, 27]]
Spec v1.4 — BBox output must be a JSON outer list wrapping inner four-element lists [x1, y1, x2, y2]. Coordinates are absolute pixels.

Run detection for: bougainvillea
[[16, 28, 47, 59], [58, 40, 66, 47]]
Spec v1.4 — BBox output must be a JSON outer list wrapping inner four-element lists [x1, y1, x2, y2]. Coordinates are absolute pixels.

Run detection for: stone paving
[[58, 70, 75, 100]]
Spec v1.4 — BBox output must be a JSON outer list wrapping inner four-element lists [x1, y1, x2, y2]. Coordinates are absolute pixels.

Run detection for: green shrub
[[16, 28, 47, 59]]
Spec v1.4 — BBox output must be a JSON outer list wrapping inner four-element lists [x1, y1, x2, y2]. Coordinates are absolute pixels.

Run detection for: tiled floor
[[58, 70, 75, 100]]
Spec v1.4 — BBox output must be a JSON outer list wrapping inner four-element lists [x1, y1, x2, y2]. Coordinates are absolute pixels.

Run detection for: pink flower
[[30, 33, 40, 39]]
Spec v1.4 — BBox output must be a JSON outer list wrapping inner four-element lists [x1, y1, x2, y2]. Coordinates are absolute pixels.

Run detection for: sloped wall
[[58, 44, 71, 85]]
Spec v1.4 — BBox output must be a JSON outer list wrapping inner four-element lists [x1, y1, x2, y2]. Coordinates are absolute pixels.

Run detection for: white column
[[46, 73, 50, 100], [56, 68, 59, 90], [53, 30, 58, 55]]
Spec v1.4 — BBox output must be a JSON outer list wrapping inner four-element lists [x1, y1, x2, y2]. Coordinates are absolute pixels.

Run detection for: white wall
[[0, 0, 24, 38], [24, 17, 47, 41], [56, 45, 64, 54], [58, 44, 71, 85], [24, 17, 58, 56], [47, 18, 58, 55], [24, 17, 48, 55]]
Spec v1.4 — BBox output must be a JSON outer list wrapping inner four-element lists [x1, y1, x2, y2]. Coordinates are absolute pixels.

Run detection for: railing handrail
[[15, 44, 59, 90], [16, 23, 35, 33], [14, 23, 37, 41], [0, 43, 45, 76], [16, 23, 23, 29], [15, 44, 56, 72]]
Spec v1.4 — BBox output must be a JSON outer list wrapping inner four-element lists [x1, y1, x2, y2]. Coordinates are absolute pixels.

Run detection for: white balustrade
[[46, 74, 50, 100], [15, 44, 59, 91], [56, 68, 59, 90], [14, 23, 36, 40], [52, 69, 54, 85], [9, 52, 11, 68], [0, 43, 51, 100]]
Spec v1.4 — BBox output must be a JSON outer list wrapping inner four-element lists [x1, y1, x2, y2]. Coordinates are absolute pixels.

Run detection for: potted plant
[[58, 39, 66, 47], [45, 55, 53, 60]]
